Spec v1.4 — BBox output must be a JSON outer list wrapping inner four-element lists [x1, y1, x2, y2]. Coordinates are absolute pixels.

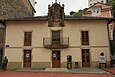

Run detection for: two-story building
[[3, 2, 111, 69]]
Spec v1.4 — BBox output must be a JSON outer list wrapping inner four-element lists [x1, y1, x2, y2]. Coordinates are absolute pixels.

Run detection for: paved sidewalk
[[68, 68, 110, 74], [45, 68, 68, 72], [0, 71, 114, 77], [0, 68, 114, 77], [15, 68, 110, 74], [102, 68, 115, 75]]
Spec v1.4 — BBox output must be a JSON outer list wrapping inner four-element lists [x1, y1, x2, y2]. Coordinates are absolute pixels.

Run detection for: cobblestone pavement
[[0, 70, 114, 77]]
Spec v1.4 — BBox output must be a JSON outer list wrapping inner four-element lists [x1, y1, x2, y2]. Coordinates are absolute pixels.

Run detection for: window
[[97, 9, 99, 13], [52, 31, 60, 41], [81, 31, 89, 45], [93, 9, 96, 13], [24, 32, 32, 46], [92, 6, 101, 16], [101, 1, 104, 3], [107, 0, 109, 3]]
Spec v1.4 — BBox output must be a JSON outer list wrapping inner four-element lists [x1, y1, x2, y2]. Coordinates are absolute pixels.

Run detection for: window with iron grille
[[81, 31, 89, 45], [24, 32, 32, 46]]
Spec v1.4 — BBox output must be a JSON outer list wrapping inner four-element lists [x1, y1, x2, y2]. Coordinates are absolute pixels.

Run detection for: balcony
[[43, 37, 69, 49]]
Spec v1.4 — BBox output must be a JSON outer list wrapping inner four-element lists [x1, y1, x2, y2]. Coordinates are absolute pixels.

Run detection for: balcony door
[[52, 31, 60, 47]]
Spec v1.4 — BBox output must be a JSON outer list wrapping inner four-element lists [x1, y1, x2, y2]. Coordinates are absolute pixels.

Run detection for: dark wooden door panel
[[82, 49, 90, 67], [23, 50, 31, 68], [52, 51, 60, 68]]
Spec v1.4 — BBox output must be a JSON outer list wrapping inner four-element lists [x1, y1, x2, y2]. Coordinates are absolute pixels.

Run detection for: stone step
[[15, 68, 45, 72], [45, 68, 68, 72]]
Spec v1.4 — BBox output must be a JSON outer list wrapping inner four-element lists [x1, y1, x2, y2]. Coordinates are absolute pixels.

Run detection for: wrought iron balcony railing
[[43, 37, 69, 49]]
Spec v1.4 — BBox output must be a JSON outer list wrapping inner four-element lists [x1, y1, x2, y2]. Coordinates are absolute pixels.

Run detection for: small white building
[[88, 0, 110, 7], [29, 0, 36, 8]]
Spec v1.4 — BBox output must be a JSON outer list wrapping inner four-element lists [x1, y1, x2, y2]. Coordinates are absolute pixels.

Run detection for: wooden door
[[82, 49, 90, 67], [23, 50, 31, 68], [52, 51, 61, 68]]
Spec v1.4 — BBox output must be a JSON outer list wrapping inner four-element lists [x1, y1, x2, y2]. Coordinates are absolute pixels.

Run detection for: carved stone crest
[[48, 2, 64, 27]]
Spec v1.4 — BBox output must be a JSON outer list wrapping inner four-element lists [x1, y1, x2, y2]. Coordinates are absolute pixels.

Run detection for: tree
[[70, 9, 84, 16], [108, 0, 115, 8], [108, 0, 115, 17], [70, 11, 76, 15]]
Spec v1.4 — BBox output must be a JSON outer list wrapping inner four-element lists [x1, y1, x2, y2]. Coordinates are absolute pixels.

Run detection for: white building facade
[[88, 0, 110, 7], [4, 2, 111, 69]]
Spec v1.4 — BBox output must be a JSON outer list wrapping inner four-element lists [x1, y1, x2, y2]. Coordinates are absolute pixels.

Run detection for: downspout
[[107, 18, 112, 67], [3, 20, 6, 58], [0, 20, 6, 68], [113, 20, 115, 40], [1, 20, 6, 60]]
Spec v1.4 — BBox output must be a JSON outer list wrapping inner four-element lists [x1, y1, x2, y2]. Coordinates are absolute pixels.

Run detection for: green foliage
[[70, 11, 76, 15], [70, 0, 115, 16], [70, 10, 84, 16], [108, 0, 115, 17], [108, 0, 115, 8]]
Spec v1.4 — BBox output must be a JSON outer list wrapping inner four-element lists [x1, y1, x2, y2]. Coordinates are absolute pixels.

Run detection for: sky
[[34, 0, 88, 16]]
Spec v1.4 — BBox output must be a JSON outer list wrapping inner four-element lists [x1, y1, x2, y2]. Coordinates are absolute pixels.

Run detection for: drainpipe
[[0, 20, 5, 68], [3, 20, 6, 58], [107, 18, 113, 67]]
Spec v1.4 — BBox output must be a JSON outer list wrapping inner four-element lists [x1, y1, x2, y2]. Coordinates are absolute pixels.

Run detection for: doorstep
[[45, 68, 68, 72]]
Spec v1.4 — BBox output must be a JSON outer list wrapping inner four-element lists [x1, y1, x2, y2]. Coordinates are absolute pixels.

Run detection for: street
[[0, 70, 114, 77]]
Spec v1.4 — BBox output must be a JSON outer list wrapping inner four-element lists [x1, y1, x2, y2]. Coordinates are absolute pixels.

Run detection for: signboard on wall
[[99, 52, 106, 63], [53, 54, 56, 58]]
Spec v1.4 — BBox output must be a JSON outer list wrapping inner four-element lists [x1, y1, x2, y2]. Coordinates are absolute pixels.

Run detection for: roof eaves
[[5, 16, 48, 21], [65, 15, 109, 20]]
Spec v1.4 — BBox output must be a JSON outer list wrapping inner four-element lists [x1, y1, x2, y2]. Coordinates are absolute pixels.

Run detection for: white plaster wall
[[64, 20, 109, 47], [32, 48, 51, 62], [5, 19, 110, 64], [5, 48, 23, 62]]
